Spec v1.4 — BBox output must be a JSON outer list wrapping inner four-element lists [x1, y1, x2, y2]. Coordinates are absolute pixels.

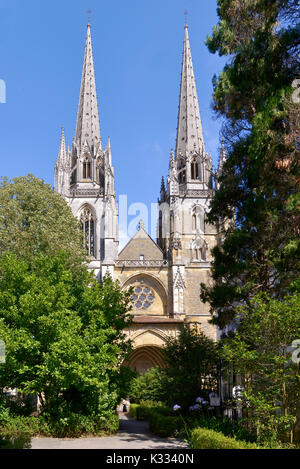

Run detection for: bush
[[189, 427, 258, 449], [191, 415, 256, 443], [0, 414, 46, 449], [0, 401, 120, 441], [130, 367, 169, 403], [129, 404, 138, 419], [40, 411, 119, 438], [0, 415, 41, 438], [129, 402, 183, 437], [148, 413, 182, 438]]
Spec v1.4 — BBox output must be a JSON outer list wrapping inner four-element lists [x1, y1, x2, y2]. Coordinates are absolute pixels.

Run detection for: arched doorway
[[127, 345, 164, 375]]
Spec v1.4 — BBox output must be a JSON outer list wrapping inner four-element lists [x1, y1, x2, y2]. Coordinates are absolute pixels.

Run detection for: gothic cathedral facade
[[54, 23, 225, 374]]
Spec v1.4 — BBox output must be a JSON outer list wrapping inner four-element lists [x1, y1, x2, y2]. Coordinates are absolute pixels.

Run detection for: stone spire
[[75, 23, 101, 151], [175, 24, 204, 158], [57, 126, 67, 165], [218, 139, 227, 174], [54, 126, 69, 195]]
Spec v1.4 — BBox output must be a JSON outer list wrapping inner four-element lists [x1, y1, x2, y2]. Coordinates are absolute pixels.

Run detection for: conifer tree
[[201, 0, 300, 327]]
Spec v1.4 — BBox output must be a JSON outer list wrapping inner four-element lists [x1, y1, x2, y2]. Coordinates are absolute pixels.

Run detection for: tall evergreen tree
[[201, 0, 300, 327]]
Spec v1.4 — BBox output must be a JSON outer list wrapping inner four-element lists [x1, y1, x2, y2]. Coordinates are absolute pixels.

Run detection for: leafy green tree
[[162, 326, 218, 409], [0, 174, 86, 266], [221, 293, 300, 444], [200, 0, 300, 327], [0, 252, 133, 428], [130, 367, 169, 404]]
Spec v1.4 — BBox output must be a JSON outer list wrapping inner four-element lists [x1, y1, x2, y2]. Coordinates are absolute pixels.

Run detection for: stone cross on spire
[[175, 24, 204, 158], [75, 23, 101, 151]]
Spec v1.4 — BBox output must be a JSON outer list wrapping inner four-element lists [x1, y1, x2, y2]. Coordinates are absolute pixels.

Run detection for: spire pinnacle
[[138, 219, 145, 230], [57, 126, 67, 164], [175, 25, 204, 158], [75, 23, 101, 150], [218, 139, 227, 174]]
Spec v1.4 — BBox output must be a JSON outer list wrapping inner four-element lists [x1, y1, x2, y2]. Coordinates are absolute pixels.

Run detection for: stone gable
[[118, 225, 164, 261]]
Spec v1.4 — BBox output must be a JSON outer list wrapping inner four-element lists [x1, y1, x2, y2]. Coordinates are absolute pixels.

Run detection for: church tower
[[54, 23, 118, 280], [158, 24, 218, 333]]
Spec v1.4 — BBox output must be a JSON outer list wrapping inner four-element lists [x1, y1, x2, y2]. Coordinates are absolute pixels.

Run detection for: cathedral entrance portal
[[127, 345, 164, 375]]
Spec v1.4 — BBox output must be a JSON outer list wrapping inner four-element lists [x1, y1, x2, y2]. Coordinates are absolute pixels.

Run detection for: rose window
[[132, 285, 155, 310]]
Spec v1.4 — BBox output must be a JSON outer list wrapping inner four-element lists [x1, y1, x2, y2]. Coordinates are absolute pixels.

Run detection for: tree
[[162, 326, 218, 409], [0, 174, 86, 266], [200, 0, 300, 327], [130, 367, 169, 404], [221, 293, 300, 444], [0, 252, 133, 431]]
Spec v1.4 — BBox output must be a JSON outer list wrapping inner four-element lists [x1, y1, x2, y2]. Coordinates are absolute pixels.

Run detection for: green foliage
[[189, 427, 257, 450], [221, 293, 300, 444], [128, 328, 218, 410], [130, 367, 169, 403], [162, 326, 219, 409], [0, 251, 133, 434], [148, 413, 182, 438], [0, 175, 86, 266], [190, 415, 256, 443], [39, 411, 119, 438], [129, 403, 138, 419], [201, 0, 300, 328], [129, 402, 182, 437]]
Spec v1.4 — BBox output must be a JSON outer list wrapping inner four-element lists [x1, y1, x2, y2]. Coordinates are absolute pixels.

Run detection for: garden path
[[30, 413, 189, 449]]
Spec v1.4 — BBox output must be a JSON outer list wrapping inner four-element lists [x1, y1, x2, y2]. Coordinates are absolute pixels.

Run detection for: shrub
[[129, 404, 138, 419], [148, 413, 182, 438], [0, 405, 119, 442], [130, 367, 169, 403], [191, 415, 256, 443], [0, 414, 46, 449], [189, 427, 258, 449], [40, 411, 119, 438], [129, 402, 183, 438]]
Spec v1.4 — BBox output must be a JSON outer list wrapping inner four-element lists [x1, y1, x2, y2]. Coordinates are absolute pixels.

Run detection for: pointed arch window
[[170, 212, 174, 234], [192, 238, 208, 262], [191, 158, 199, 180], [192, 206, 205, 233], [83, 157, 91, 180], [80, 207, 95, 257], [178, 159, 186, 184], [192, 212, 197, 231], [96, 158, 105, 187]]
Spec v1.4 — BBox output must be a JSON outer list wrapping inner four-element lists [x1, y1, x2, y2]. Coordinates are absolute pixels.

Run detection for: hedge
[[148, 413, 182, 438], [129, 404, 138, 419], [189, 427, 258, 449], [129, 403, 184, 437]]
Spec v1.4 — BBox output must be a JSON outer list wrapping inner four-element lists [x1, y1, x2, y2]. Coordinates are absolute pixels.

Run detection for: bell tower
[[158, 24, 218, 322], [54, 23, 118, 280]]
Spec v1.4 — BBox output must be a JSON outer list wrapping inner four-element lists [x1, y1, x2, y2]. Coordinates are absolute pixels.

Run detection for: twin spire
[[176, 25, 205, 158], [75, 23, 101, 151], [57, 23, 208, 187]]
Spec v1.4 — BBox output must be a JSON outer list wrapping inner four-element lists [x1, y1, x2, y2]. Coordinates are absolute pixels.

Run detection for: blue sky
[[0, 0, 226, 242]]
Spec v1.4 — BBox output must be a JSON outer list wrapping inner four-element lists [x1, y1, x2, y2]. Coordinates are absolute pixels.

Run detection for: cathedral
[[54, 22, 226, 374]]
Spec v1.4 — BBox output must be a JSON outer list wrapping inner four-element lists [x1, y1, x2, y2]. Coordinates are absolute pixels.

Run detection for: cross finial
[[184, 10, 188, 27], [87, 9, 92, 25]]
